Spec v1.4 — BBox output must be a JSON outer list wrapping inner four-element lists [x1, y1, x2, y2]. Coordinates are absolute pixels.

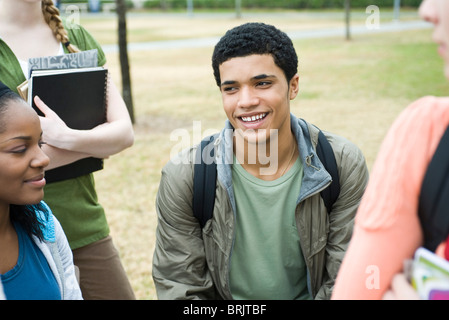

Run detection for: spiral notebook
[[28, 67, 108, 183]]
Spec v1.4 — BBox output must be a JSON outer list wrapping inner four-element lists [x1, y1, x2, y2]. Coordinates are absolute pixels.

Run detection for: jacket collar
[[291, 114, 332, 202], [216, 114, 332, 202]]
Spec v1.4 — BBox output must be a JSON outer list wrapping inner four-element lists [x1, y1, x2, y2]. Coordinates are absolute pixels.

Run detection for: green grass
[[74, 11, 448, 299]]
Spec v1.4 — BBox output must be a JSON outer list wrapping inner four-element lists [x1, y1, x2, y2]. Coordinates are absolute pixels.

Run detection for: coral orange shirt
[[332, 96, 449, 300]]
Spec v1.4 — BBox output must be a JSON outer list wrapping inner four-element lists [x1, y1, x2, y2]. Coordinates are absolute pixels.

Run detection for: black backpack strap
[[316, 130, 340, 214], [193, 134, 218, 229], [418, 125, 449, 252], [193, 130, 340, 228]]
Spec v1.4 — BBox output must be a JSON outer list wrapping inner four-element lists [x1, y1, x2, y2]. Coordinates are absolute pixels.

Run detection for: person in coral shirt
[[332, 0, 449, 300]]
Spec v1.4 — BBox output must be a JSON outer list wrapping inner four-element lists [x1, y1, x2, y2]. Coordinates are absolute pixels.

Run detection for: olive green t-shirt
[[0, 22, 109, 249], [230, 156, 311, 300]]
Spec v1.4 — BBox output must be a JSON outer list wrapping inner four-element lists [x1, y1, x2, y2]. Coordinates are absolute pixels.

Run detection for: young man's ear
[[289, 74, 299, 100]]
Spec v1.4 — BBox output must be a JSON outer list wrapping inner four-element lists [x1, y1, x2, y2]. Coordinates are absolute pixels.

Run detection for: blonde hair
[[41, 0, 80, 53]]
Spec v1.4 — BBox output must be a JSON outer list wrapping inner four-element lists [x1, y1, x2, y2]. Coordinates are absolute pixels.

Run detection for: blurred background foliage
[[58, 0, 422, 11]]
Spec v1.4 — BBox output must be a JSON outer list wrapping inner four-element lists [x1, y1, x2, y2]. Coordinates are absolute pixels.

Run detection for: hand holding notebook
[[25, 51, 108, 183]]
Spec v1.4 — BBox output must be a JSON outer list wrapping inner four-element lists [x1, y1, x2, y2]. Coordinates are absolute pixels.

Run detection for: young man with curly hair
[[153, 22, 369, 300]]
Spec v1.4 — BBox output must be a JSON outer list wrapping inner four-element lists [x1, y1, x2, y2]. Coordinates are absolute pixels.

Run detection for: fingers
[[382, 273, 420, 300], [33, 95, 55, 117], [33, 96, 67, 128], [394, 273, 419, 299]]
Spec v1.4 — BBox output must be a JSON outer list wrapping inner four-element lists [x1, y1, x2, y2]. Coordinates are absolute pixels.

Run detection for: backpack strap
[[193, 130, 340, 229], [193, 134, 218, 229], [418, 125, 449, 252], [316, 130, 340, 214]]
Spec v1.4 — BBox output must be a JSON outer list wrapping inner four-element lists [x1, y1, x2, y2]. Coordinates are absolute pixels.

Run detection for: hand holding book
[[23, 50, 108, 183], [33, 95, 70, 149]]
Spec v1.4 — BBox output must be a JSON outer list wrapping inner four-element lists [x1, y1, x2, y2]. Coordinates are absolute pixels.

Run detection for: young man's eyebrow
[[220, 80, 237, 86], [252, 74, 275, 80], [220, 74, 276, 87]]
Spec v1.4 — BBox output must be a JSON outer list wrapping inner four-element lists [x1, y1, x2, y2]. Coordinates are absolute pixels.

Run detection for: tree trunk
[[345, 0, 351, 40], [116, 0, 135, 123], [235, 0, 241, 19]]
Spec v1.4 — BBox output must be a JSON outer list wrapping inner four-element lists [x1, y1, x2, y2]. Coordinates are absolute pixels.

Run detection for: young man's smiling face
[[219, 54, 299, 146]]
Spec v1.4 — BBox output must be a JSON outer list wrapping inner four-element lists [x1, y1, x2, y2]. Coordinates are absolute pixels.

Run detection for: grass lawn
[[71, 10, 448, 299]]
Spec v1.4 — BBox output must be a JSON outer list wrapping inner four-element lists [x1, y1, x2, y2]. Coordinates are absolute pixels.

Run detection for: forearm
[[43, 144, 91, 170], [37, 72, 134, 159], [49, 118, 133, 159], [69, 77, 135, 157]]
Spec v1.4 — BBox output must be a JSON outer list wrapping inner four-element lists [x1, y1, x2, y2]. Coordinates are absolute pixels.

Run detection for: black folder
[[28, 67, 108, 183]]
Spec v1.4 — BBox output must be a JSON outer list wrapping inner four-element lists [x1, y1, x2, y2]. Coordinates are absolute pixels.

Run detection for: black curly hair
[[0, 91, 23, 134], [212, 22, 298, 87]]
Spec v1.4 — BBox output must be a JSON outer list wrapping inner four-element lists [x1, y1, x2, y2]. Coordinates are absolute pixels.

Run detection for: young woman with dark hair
[[0, 82, 81, 299], [0, 0, 135, 299]]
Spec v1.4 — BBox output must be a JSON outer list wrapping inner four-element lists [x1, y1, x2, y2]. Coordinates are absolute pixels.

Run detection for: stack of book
[[19, 49, 108, 183], [412, 247, 449, 299]]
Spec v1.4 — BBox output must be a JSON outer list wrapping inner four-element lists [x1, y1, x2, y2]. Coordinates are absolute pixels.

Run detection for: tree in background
[[345, 0, 351, 40], [116, 0, 135, 123]]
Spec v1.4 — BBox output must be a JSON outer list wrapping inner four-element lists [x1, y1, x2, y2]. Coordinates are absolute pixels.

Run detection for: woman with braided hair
[[42, 0, 81, 54], [0, 0, 135, 299]]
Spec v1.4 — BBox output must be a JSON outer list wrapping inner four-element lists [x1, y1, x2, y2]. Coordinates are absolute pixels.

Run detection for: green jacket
[[153, 114, 369, 300]]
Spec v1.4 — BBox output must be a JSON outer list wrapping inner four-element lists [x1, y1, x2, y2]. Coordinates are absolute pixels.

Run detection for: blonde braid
[[41, 0, 80, 53]]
